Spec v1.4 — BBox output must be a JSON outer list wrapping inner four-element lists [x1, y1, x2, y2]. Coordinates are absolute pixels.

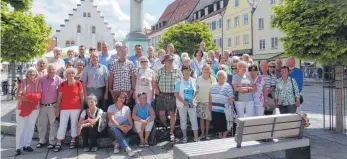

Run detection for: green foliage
[[158, 21, 217, 57], [271, 0, 347, 65], [2, 0, 33, 11], [1, 0, 51, 63]]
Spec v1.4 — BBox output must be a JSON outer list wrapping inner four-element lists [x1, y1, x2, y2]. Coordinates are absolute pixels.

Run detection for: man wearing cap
[[109, 46, 136, 108], [99, 42, 112, 71], [167, 44, 181, 69], [155, 54, 181, 142], [110, 42, 123, 63]]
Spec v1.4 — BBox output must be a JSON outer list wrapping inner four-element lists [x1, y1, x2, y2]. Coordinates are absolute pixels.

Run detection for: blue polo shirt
[[99, 53, 111, 70], [289, 68, 304, 92]]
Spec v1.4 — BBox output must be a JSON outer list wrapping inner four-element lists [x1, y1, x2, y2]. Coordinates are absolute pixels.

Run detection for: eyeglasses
[[219, 68, 225, 70], [269, 66, 276, 68], [249, 69, 257, 72], [232, 68, 237, 70], [140, 61, 148, 63], [207, 62, 212, 64]]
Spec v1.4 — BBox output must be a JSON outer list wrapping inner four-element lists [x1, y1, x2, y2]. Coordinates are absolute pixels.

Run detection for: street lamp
[[54, 36, 57, 47]]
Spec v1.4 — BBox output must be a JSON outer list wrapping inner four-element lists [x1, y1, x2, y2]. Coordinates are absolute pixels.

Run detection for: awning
[[252, 53, 284, 61]]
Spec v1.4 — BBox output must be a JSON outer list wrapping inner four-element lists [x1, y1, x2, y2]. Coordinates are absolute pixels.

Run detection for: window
[[92, 26, 96, 34], [234, 16, 239, 27], [194, 13, 197, 20], [228, 38, 232, 47], [271, 37, 278, 49], [243, 34, 249, 46], [65, 41, 70, 47], [259, 39, 266, 50], [214, 3, 217, 11], [218, 19, 222, 28], [83, 12, 86, 17], [205, 7, 209, 15], [259, 18, 264, 30], [77, 25, 81, 33], [212, 21, 217, 30], [198, 11, 201, 18], [243, 14, 248, 25], [71, 41, 75, 46], [271, 0, 276, 4], [234, 0, 239, 8], [235, 36, 240, 47], [97, 42, 102, 51], [88, 13, 91, 17], [227, 19, 231, 29], [220, 0, 224, 8]]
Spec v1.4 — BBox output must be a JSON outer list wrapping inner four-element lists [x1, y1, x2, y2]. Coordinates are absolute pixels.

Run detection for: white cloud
[[31, 0, 160, 41]]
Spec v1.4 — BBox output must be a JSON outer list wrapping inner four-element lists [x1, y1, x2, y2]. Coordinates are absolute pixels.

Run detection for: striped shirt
[[211, 83, 234, 113], [259, 72, 276, 88]]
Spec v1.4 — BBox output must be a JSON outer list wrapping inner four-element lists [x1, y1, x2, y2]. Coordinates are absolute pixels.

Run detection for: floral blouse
[[275, 77, 300, 106]]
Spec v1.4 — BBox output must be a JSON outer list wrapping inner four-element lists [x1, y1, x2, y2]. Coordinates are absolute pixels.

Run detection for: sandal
[[69, 141, 76, 149], [53, 144, 61, 152], [36, 142, 47, 148], [47, 144, 55, 149]]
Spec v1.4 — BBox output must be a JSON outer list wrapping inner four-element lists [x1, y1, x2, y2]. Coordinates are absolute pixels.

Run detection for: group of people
[[14, 41, 304, 157]]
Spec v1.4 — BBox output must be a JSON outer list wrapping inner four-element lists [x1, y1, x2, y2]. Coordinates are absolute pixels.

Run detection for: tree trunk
[[7, 62, 17, 100], [335, 65, 345, 132]]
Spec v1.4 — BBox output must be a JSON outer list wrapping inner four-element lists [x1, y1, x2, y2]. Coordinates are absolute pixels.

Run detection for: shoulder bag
[[290, 78, 303, 104]]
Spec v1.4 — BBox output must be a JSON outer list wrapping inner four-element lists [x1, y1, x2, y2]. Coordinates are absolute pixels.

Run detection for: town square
[[1, 0, 347, 158]]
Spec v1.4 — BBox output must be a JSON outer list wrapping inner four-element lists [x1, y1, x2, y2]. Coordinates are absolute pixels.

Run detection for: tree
[[1, 0, 51, 99], [271, 0, 347, 132], [158, 21, 217, 56]]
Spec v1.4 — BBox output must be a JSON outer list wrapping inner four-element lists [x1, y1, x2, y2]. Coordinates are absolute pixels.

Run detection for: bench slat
[[275, 114, 302, 123], [241, 132, 272, 142], [242, 117, 274, 127], [173, 138, 310, 159], [273, 129, 300, 138], [243, 124, 273, 134], [274, 121, 301, 130]]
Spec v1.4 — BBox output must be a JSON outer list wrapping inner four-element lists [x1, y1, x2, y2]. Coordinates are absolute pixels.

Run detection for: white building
[[252, 0, 284, 63], [55, 0, 115, 50]]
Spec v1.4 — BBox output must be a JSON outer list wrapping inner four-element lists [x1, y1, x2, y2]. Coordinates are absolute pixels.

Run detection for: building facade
[[252, 0, 284, 63], [55, 0, 115, 50], [223, 0, 253, 56], [191, 0, 229, 51]]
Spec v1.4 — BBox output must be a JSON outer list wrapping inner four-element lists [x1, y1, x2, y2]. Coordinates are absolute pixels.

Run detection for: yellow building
[[223, 0, 254, 56]]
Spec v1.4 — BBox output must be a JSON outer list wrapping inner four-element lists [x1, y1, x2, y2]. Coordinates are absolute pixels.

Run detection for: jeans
[[81, 125, 98, 147], [111, 127, 130, 149], [279, 105, 297, 114]]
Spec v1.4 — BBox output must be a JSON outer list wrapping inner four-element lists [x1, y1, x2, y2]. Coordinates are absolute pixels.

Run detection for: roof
[[195, 8, 225, 21], [148, 0, 199, 35], [167, 0, 199, 26], [159, 0, 182, 22]]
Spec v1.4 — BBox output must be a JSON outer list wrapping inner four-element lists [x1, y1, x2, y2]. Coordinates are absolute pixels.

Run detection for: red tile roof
[[167, 0, 199, 26], [159, 0, 182, 22]]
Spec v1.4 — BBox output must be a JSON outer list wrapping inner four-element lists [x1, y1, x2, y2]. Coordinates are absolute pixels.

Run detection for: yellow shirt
[[196, 76, 217, 103]]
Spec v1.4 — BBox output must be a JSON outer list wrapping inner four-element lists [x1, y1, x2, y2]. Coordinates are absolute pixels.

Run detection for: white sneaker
[[126, 148, 135, 157], [113, 148, 120, 154]]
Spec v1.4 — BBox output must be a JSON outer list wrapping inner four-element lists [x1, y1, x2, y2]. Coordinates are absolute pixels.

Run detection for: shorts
[[134, 121, 154, 132], [156, 93, 176, 111]]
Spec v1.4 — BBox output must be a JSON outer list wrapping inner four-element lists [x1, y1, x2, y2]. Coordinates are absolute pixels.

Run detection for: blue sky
[[31, 0, 175, 40]]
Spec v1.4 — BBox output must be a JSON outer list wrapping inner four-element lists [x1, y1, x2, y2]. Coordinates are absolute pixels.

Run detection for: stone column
[[130, 0, 144, 33]]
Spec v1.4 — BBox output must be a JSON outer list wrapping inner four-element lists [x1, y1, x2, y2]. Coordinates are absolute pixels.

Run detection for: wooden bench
[[173, 114, 310, 159]]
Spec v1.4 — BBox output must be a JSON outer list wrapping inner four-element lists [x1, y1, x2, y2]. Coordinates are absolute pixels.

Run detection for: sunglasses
[[140, 61, 148, 63], [281, 66, 289, 69], [249, 69, 257, 72], [232, 68, 237, 70], [207, 62, 212, 64], [269, 66, 276, 68]]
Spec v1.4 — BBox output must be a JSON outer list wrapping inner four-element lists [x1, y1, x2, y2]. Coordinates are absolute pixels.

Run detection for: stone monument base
[[124, 31, 150, 57]]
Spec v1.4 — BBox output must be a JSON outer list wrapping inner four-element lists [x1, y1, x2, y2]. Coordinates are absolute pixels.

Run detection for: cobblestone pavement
[[1, 82, 347, 159]]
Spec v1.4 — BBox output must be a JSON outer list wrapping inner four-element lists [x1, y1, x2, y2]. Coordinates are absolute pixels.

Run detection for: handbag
[[264, 97, 276, 111], [98, 112, 109, 132], [290, 78, 303, 104]]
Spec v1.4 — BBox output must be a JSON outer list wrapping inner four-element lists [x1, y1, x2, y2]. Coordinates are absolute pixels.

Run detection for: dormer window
[[83, 12, 86, 17], [88, 13, 91, 17], [77, 25, 81, 33], [92, 26, 96, 33]]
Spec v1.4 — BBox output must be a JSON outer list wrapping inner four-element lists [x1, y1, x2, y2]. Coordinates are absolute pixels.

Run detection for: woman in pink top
[[15, 67, 41, 156]]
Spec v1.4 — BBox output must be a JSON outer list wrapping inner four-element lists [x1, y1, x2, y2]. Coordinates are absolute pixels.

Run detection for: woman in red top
[[15, 67, 41, 156], [54, 67, 84, 152]]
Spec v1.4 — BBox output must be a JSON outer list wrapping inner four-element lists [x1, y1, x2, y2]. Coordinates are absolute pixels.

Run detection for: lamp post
[[54, 36, 57, 47]]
